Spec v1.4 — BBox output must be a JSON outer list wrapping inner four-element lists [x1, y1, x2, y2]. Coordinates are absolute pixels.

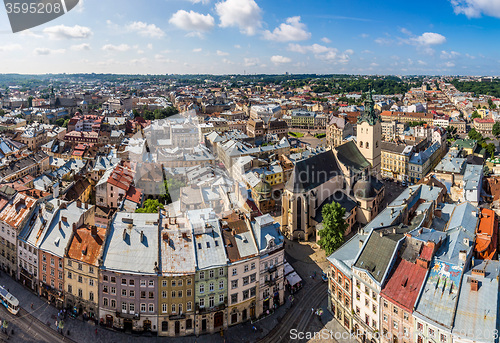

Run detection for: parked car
[[321, 272, 328, 283]]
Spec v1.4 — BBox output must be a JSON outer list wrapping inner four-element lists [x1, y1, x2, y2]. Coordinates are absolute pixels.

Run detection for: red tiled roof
[[380, 259, 428, 312], [108, 165, 134, 191], [125, 185, 142, 204], [475, 208, 498, 260]]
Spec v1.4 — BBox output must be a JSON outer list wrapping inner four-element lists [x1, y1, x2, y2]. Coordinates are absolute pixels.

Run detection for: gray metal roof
[[452, 259, 500, 342], [187, 208, 228, 271], [250, 214, 283, 253], [102, 212, 160, 275], [160, 219, 196, 276], [328, 232, 368, 278]]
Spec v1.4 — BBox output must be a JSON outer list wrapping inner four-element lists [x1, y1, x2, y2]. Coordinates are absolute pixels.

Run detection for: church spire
[[358, 85, 380, 125]]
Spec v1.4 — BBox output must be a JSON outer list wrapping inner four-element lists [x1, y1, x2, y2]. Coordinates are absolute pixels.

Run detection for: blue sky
[[0, 0, 499, 75]]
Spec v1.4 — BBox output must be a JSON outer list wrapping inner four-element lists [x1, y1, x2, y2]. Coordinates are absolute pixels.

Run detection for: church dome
[[353, 179, 376, 200], [254, 174, 272, 199]]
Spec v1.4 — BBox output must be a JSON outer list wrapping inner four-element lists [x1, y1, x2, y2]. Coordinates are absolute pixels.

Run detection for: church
[[282, 90, 385, 241]]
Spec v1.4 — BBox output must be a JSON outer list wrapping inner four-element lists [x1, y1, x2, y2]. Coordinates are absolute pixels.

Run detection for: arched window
[[359, 141, 363, 147], [366, 142, 369, 149]]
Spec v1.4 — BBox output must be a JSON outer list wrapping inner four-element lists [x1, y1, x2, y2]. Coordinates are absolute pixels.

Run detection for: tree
[[0, 110, 4, 117], [27, 96, 33, 108], [55, 118, 65, 127], [62, 119, 70, 128], [486, 143, 496, 159], [493, 122, 500, 138], [488, 99, 494, 109], [471, 111, 481, 120], [318, 202, 348, 255], [135, 199, 164, 213]]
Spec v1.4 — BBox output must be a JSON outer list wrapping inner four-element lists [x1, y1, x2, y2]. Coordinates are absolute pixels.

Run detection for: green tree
[[471, 111, 481, 120], [486, 143, 496, 159], [55, 118, 65, 127], [318, 202, 348, 255], [135, 199, 164, 213], [0, 110, 4, 117], [468, 128, 485, 144], [493, 122, 500, 138], [27, 96, 33, 108], [62, 119, 70, 128]]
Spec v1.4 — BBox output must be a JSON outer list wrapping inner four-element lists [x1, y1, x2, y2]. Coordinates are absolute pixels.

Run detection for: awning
[[286, 272, 302, 287]]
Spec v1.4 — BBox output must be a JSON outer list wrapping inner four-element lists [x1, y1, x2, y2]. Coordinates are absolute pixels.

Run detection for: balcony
[[265, 278, 277, 286], [267, 265, 277, 273], [196, 302, 226, 315]]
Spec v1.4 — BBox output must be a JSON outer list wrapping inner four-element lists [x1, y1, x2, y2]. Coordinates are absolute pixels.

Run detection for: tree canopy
[[135, 199, 164, 213], [318, 202, 348, 255]]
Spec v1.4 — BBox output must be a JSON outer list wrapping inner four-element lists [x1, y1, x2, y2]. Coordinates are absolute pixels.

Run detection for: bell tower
[[356, 87, 381, 174]]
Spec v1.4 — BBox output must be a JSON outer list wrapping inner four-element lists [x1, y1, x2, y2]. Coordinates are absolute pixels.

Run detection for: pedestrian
[[311, 308, 314, 314], [30, 303, 33, 309]]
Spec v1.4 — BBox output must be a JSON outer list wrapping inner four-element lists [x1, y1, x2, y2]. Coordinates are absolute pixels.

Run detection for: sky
[[0, 0, 500, 75]]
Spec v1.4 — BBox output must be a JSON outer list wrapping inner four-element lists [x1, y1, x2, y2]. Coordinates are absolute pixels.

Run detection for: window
[[417, 323, 423, 332], [199, 271, 205, 280], [162, 291, 167, 298], [232, 268, 237, 276], [219, 268, 224, 276], [187, 279, 192, 286], [110, 287, 116, 295], [149, 304, 154, 313], [89, 292, 94, 302], [103, 275, 108, 282], [187, 289, 192, 297], [243, 290, 249, 300], [187, 301, 192, 311], [77, 263, 82, 270], [251, 263, 255, 270], [199, 283, 205, 294], [440, 334, 446, 343], [162, 280, 167, 287], [149, 292, 154, 299], [140, 280, 146, 287], [103, 285, 108, 293], [122, 302, 127, 312], [219, 294, 224, 303], [121, 289, 126, 296], [393, 321, 398, 330], [243, 276, 249, 286], [244, 265, 249, 273], [383, 300, 388, 308], [129, 279, 134, 286], [121, 279, 127, 285], [250, 274, 256, 283], [103, 298, 108, 306], [162, 321, 168, 331], [89, 266, 94, 274], [383, 314, 388, 322], [231, 294, 238, 304], [178, 291, 182, 298], [404, 312, 409, 321], [171, 291, 176, 298], [67, 260, 72, 267], [231, 280, 238, 289], [393, 306, 398, 315], [208, 282, 213, 292], [404, 327, 409, 337], [141, 291, 146, 298], [140, 304, 146, 312], [162, 303, 167, 313], [68, 285, 72, 293], [111, 276, 116, 283], [178, 304, 182, 314], [209, 270, 214, 278], [171, 304, 176, 313], [68, 272, 72, 279], [219, 280, 224, 290], [429, 328, 435, 337], [209, 296, 215, 307], [148, 280, 154, 287], [89, 279, 94, 287], [250, 287, 256, 297], [129, 303, 134, 313], [199, 298, 205, 307], [178, 280, 183, 287]]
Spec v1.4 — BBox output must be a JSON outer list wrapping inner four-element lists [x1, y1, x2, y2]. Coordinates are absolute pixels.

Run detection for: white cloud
[[417, 60, 427, 65], [321, 37, 331, 43], [193, 48, 203, 52], [155, 54, 177, 63], [288, 43, 353, 63], [34, 48, 66, 55], [359, 33, 369, 38], [127, 22, 165, 38], [270, 55, 291, 64], [412, 32, 446, 45], [222, 58, 234, 64], [70, 43, 91, 51], [74, 0, 85, 13], [187, 0, 211, 4], [169, 10, 215, 32], [147, 44, 153, 50], [374, 37, 392, 45], [370, 62, 379, 67], [215, 0, 262, 35], [43, 25, 92, 39], [263, 16, 311, 42], [244, 57, 260, 66], [450, 0, 500, 18], [102, 44, 131, 52], [440, 50, 460, 59], [19, 30, 42, 38], [444, 61, 455, 68], [0, 44, 22, 52], [217, 50, 229, 56], [234, 44, 241, 48]]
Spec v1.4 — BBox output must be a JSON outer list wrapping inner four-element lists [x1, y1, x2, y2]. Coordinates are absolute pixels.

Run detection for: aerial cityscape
[[0, 0, 500, 343]]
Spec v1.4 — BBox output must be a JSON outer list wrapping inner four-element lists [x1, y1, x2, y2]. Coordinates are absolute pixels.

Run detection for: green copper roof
[[357, 87, 380, 125]]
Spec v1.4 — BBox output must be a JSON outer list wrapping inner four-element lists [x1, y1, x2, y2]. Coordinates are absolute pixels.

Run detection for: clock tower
[[356, 88, 381, 174]]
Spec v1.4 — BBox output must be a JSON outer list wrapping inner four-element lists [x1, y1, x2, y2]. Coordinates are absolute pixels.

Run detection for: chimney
[[359, 240, 364, 249], [59, 222, 61, 230], [435, 208, 442, 218], [91, 226, 97, 237], [123, 229, 127, 241], [140, 230, 144, 242], [72, 223, 77, 234], [470, 278, 478, 292], [459, 250, 467, 262], [379, 231, 384, 237]]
